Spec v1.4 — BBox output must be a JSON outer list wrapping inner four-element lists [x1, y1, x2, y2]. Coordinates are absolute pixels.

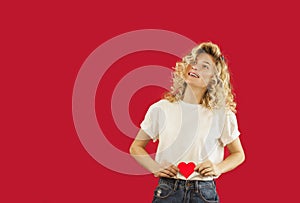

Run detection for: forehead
[[196, 53, 215, 65]]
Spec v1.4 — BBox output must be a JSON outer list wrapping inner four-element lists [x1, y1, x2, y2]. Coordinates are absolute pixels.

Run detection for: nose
[[191, 65, 198, 70]]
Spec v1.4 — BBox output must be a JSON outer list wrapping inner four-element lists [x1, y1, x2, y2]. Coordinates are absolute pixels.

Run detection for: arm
[[195, 137, 245, 176], [130, 129, 178, 177], [129, 129, 160, 173], [217, 137, 245, 174]]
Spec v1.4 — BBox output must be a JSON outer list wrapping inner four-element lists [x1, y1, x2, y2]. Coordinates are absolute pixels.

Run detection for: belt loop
[[173, 179, 179, 191], [185, 180, 190, 189], [195, 180, 199, 193]]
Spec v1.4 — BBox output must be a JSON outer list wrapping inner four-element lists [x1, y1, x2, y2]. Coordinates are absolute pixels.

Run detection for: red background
[[1, 0, 300, 202]]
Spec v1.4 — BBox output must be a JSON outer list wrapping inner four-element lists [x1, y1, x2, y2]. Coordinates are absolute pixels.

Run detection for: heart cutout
[[178, 162, 196, 179]]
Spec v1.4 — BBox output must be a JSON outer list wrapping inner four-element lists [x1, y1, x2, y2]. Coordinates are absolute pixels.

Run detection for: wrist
[[216, 163, 224, 175], [150, 162, 162, 175]]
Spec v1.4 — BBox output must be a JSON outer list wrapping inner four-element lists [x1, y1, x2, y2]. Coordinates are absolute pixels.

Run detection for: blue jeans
[[152, 177, 219, 203]]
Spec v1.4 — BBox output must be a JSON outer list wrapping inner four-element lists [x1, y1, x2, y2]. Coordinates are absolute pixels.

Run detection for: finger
[[168, 169, 177, 176], [160, 172, 172, 178], [159, 165, 176, 177], [203, 171, 216, 177], [169, 165, 179, 174], [156, 171, 168, 178], [195, 164, 207, 171], [166, 168, 177, 177], [200, 168, 213, 175], [171, 165, 179, 172], [196, 165, 210, 173], [162, 169, 175, 177], [195, 161, 211, 172], [200, 167, 212, 175]]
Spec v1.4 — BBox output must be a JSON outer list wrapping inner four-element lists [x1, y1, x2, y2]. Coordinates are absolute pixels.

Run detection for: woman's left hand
[[194, 160, 222, 177]]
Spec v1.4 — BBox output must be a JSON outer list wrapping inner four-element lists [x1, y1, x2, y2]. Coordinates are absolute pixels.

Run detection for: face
[[184, 53, 215, 88]]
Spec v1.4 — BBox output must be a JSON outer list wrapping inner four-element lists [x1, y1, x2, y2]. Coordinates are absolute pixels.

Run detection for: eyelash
[[192, 62, 209, 69]]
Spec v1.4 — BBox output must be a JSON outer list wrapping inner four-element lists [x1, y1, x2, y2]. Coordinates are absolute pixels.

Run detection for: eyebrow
[[202, 61, 212, 66]]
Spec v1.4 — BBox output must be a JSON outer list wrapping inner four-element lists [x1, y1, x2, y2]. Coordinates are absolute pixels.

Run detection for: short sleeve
[[219, 110, 241, 146], [140, 102, 165, 142]]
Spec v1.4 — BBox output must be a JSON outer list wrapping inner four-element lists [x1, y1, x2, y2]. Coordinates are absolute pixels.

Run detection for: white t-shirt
[[140, 99, 240, 180]]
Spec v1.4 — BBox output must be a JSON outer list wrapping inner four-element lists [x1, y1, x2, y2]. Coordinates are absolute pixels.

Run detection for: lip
[[188, 71, 200, 78]]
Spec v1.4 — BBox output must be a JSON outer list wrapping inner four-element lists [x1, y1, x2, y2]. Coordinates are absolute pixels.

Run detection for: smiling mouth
[[188, 72, 200, 78]]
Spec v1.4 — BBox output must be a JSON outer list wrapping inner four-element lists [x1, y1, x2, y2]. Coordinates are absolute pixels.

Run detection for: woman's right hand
[[153, 164, 179, 178], [130, 129, 179, 178]]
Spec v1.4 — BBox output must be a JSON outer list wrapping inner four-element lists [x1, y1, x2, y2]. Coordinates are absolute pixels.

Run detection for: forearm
[[130, 145, 160, 174], [217, 151, 245, 174]]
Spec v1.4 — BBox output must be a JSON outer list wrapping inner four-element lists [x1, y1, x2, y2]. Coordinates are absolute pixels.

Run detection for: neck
[[182, 84, 206, 104]]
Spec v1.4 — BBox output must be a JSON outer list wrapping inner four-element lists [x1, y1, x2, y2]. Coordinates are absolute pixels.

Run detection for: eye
[[203, 65, 209, 69]]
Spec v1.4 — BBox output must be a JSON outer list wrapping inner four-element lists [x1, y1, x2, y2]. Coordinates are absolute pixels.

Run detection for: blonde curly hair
[[164, 41, 237, 113]]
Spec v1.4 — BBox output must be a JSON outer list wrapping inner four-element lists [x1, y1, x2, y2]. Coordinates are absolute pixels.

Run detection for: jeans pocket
[[154, 183, 174, 199], [198, 183, 219, 202]]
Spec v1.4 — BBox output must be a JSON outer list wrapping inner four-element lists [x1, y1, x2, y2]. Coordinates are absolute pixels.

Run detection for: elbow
[[130, 143, 146, 157], [129, 143, 137, 156], [240, 151, 246, 165]]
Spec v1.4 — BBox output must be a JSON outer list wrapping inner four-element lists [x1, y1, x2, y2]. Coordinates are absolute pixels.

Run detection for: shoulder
[[145, 99, 179, 115], [212, 107, 238, 123], [214, 106, 236, 116], [224, 109, 239, 124], [149, 99, 176, 108], [226, 109, 236, 116]]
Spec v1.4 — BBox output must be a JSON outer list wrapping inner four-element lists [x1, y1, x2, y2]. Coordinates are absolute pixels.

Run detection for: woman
[[130, 42, 245, 203]]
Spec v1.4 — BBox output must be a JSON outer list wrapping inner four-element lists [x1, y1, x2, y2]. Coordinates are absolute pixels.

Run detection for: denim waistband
[[159, 177, 216, 191]]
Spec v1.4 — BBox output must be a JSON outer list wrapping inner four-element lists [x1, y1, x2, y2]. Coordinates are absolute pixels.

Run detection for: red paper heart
[[178, 162, 196, 179]]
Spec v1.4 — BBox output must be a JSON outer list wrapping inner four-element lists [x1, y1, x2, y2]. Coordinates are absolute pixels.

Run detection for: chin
[[186, 81, 207, 89]]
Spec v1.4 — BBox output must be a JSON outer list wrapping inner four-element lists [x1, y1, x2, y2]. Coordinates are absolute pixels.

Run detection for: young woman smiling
[[130, 42, 245, 203]]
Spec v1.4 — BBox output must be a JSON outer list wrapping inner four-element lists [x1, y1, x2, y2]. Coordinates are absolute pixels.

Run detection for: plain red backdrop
[[1, 0, 300, 202]]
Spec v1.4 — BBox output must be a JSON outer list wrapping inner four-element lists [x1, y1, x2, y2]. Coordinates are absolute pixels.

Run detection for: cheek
[[183, 65, 192, 79], [200, 73, 213, 82], [184, 65, 191, 74]]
